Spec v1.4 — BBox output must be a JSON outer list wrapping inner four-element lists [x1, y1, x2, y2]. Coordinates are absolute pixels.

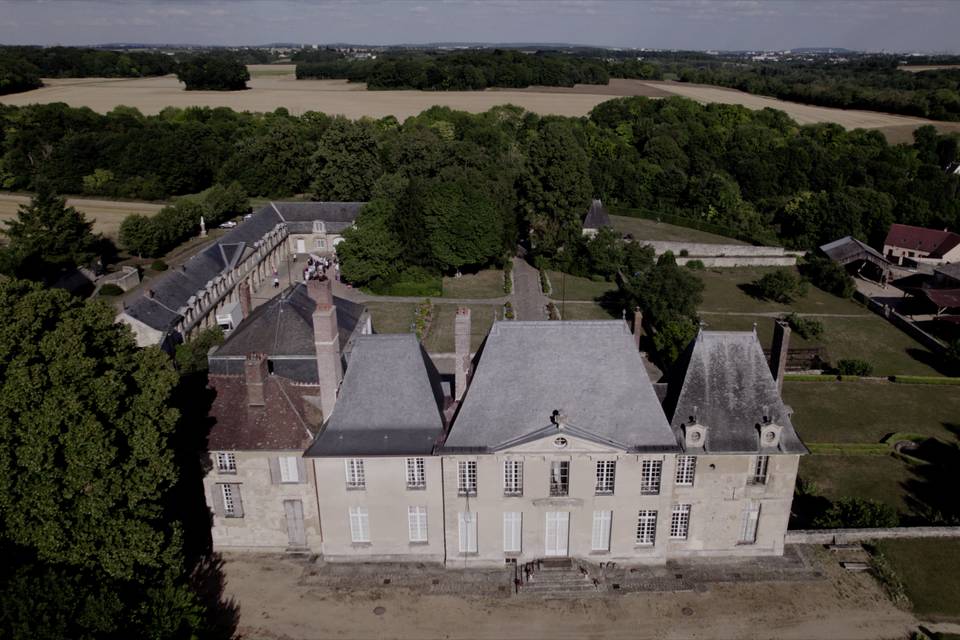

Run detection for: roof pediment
[[493, 424, 630, 454]]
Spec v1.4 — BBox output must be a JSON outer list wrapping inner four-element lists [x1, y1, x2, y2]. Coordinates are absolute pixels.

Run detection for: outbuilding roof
[[665, 331, 807, 454], [820, 236, 888, 265], [304, 334, 446, 457], [443, 321, 678, 453], [582, 198, 612, 231], [884, 223, 960, 257]]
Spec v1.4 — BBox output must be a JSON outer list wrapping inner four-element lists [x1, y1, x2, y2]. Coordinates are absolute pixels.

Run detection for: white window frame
[[641, 459, 662, 495], [278, 455, 300, 483], [406, 457, 426, 490], [592, 510, 612, 552], [739, 501, 761, 544], [636, 510, 657, 546], [670, 504, 691, 540], [215, 451, 236, 474], [549, 460, 569, 497], [503, 511, 522, 553], [458, 460, 477, 497], [458, 511, 478, 553], [408, 506, 428, 543], [750, 455, 770, 485], [221, 483, 240, 518], [345, 458, 365, 489], [595, 460, 616, 495], [676, 455, 697, 487], [349, 506, 370, 543], [503, 460, 523, 496]]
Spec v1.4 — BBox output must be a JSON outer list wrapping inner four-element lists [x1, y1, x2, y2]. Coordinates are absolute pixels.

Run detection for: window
[[215, 452, 236, 474], [503, 460, 523, 496], [592, 510, 612, 551], [219, 483, 243, 518], [595, 461, 616, 495], [750, 455, 769, 485], [458, 512, 478, 553], [739, 501, 761, 544], [406, 457, 426, 489], [314, 238, 326, 250], [636, 510, 657, 546], [348, 506, 369, 543], [549, 461, 569, 497], [641, 459, 662, 495], [278, 456, 300, 483], [676, 455, 697, 486], [345, 458, 365, 489], [503, 512, 522, 553], [457, 460, 477, 496], [408, 506, 428, 543], [670, 504, 691, 540]]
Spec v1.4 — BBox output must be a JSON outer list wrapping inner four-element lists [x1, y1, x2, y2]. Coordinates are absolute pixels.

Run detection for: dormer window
[[312, 221, 326, 234]]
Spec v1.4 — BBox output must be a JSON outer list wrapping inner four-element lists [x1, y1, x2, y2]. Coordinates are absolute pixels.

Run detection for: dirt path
[[221, 548, 917, 640]]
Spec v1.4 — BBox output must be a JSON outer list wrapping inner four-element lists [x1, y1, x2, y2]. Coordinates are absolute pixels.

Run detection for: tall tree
[[310, 117, 382, 201], [0, 185, 99, 284]]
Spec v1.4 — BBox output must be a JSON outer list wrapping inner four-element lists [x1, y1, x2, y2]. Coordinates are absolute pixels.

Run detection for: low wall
[[854, 291, 946, 353], [679, 256, 797, 267], [641, 240, 792, 257], [786, 526, 960, 545], [101, 266, 141, 292]]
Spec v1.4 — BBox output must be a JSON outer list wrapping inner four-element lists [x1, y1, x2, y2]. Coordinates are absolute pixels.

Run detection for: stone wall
[[786, 526, 960, 544], [678, 256, 797, 267], [640, 241, 795, 257]]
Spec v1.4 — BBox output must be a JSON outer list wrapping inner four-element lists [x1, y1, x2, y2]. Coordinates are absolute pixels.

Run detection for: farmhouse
[[117, 201, 364, 348], [882, 223, 960, 266], [203, 280, 806, 564]]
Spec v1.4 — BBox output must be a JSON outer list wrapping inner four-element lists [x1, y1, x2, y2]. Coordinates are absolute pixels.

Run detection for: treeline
[[668, 56, 960, 121], [0, 45, 176, 81], [296, 49, 611, 89]]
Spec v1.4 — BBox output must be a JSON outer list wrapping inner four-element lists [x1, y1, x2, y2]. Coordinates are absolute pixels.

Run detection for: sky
[[1, 0, 958, 53]]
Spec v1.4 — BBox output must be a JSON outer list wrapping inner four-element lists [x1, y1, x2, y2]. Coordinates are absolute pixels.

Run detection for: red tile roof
[[207, 375, 321, 451], [884, 223, 960, 256]]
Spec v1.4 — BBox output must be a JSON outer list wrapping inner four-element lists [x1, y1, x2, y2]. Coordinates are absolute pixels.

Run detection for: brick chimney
[[310, 278, 342, 420], [633, 307, 643, 351], [239, 279, 252, 318], [769, 319, 791, 394], [454, 307, 471, 401], [244, 353, 269, 407]]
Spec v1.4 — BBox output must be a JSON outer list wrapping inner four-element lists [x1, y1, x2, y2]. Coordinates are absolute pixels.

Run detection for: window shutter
[[211, 484, 225, 517], [296, 457, 306, 484], [592, 511, 611, 551], [233, 485, 244, 518], [268, 457, 281, 484], [503, 512, 521, 552]]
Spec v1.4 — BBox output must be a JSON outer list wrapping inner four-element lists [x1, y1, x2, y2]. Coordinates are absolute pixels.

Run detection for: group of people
[[302, 255, 339, 283]]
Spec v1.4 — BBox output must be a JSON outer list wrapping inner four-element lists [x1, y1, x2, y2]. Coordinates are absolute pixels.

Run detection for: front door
[[284, 499, 306, 547], [544, 511, 569, 556], [296, 239, 306, 254]]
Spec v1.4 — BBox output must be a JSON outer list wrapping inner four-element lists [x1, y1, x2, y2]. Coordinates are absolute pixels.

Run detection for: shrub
[[150, 259, 168, 271], [800, 252, 856, 298], [98, 283, 123, 296], [546, 302, 560, 320], [753, 268, 808, 303], [813, 497, 899, 529], [503, 260, 513, 294], [413, 299, 433, 339], [868, 548, 911, 609], [679, 249, 689, 257], [539, 268, 551, 295], [504, 300, 515, 320], [785, 312, 824, 340], [836, 359, 873, 377], [685, 259, 705, 270]]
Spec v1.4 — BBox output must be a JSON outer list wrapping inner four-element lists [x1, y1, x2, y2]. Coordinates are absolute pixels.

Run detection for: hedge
[[889, 375, 960, 386]]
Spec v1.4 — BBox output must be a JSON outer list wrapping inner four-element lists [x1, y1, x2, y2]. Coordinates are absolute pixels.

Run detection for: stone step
[[529, 575, 591, 585]]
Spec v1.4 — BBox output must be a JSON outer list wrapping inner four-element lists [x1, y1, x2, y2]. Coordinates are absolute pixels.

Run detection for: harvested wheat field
[[0, 193, 163, 239]]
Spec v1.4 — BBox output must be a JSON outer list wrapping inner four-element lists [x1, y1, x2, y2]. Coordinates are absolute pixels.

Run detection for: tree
[[176, 55, 249, 91], [813, 497, 899, 529], [0, 280, 204, 637], [336, 200, 405, 285], [584, 227, 625, 280], [119, 214, 160, 258], [0, 185, 99, 284], [753, 268, 808, 303], [310, 118, 382, 201], [800, 252, 855, 298]]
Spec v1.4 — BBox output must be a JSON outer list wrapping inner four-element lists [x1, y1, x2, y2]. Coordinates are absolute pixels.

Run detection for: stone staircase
[[520, 558, 601, 598]]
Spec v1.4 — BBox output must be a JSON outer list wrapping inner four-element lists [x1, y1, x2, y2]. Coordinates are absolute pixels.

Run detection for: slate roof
[[207, 375, 319, 451], [443, 321, 678, 453], [664, 331, 807, 454], [304, 334, 446, 457], [936, 262, 960, 284], [582, 199, 612, 231], [122, 201, 365, 337], [820, 236, 888, 265], [884, 223, 960, 257]]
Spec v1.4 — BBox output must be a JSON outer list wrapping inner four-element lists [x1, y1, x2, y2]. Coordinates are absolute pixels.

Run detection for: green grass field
[[556, 302, 621, 321], [798, 454, 911, 514], [876, 538, 960, 621], [546, 271, 617, 301], [697, 267, 862, 315], [783, 380, 960, 444], [364, 301, 416, 335], [441, 269, 505, 299], [423, 303, 497, 352], [610, 215, 747, 245]]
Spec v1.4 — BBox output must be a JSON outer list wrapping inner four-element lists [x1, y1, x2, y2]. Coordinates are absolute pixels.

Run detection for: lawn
[[875, 538, 960, 621], [783, 380, 960, 444], [703, 313, 942, 376], [610, 215, 747, 245], [546, 271, 617, 301], [798, 454, 912, 514], [556, 302, 621, 321], [697, 267, 862, 315], [364, 302, 416, 335], [441, 269, 505, 299], [423, 303, 497, 353]]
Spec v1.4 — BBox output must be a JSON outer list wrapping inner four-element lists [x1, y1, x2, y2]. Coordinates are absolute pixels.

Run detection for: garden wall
[[786, 526, 960, 544]]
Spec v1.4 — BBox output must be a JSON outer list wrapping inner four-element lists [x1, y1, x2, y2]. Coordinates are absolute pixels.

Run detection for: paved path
[[511, 255, 549, 320]]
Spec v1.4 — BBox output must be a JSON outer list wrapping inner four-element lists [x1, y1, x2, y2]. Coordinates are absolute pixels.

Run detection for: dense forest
[[0, 46, 176, 92]]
